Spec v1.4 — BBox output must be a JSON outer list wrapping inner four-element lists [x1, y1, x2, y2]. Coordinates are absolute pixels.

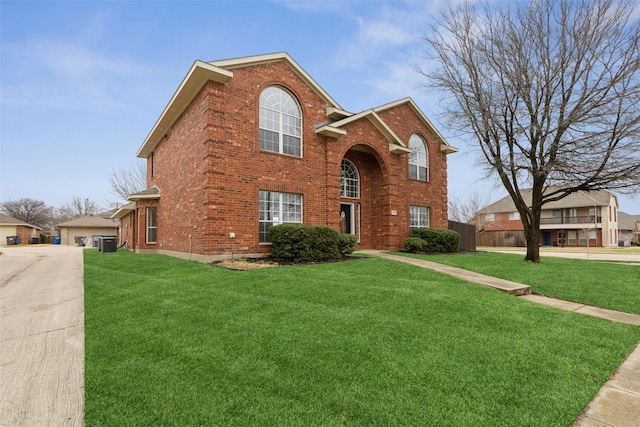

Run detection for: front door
[[542, 232, 552, 246], [340, 203, 353, 234]]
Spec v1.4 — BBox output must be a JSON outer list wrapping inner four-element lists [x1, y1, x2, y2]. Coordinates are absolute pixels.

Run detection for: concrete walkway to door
[[0, 245, 84, 427]]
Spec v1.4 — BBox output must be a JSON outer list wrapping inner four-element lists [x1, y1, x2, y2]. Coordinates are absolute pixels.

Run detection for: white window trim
[[146, 207, 157, 244], [408, 134, 429, 182], [410, 205, 430, 230], [340, 159, 360, 199], [259, 86, 302, 157], [259, 190, 303, 244]]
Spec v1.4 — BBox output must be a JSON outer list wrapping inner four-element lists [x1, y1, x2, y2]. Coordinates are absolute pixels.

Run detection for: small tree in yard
[[418, 0, 640, 262]]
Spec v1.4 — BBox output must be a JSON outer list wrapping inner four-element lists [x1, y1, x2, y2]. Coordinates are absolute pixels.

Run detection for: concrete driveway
[[0, 245, 84, 426]]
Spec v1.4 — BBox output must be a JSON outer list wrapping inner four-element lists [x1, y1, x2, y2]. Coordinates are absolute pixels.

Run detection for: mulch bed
[[211, 256, 360, 271]]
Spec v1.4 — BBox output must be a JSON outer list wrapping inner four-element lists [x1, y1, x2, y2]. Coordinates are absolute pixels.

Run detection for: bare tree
[[56, 197, 102, 223], [0, 198, 53, 229], [448, 192, 490, 226], [418, 0, 640, 262], [108, 161, 147, 201]]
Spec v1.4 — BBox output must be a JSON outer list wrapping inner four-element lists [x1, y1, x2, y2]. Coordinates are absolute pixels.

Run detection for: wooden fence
[[448, 220, 477, 252], [476, 230, 526, 247]]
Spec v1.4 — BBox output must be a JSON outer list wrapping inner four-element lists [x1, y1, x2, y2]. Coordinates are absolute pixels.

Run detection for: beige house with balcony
[[476, 189, 620, 248]]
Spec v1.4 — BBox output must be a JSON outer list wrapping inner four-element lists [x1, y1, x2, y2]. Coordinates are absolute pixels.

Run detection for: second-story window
[[408, 134, 428, 181], [259, 86, 302, 157]]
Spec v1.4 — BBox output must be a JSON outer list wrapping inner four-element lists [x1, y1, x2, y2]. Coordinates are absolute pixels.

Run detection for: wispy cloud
[[1, 38, 152, 112]]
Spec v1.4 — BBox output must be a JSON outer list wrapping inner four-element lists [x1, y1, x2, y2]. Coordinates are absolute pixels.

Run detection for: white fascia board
[[331, 110, 404, 146], [210, 52, 343, 111], [315, 125, 347, 138], [374, 97, 458, 155], [136, 61, 233, 158]]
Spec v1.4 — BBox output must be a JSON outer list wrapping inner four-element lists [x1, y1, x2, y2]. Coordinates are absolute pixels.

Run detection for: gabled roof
[[618, 211, 640, 231], [128, 186, 161, 201], [374, 98, 458, 154], [111, 202, 137, 220], [137, 52, 342, 158], [57, 215, 119, 228], [478, 188, 617, 214], [315, 98, 458, 155], [0, 212, 42, 229], [209, 52, 342, 109], [318, 109, 410, 154]]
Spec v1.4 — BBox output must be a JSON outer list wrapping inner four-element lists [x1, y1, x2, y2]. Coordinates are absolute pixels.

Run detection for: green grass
[[397, 252, 640, 315], [85, 250, 640, 426]]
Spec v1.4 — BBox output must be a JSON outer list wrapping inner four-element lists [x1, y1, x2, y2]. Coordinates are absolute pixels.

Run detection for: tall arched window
[[259, 86, 302, 157], [408, 134, 428, 181], [340, 159, 360, 198]]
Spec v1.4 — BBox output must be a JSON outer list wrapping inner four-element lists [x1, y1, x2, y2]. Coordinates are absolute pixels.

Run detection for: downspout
[[188, 233, 192, 261]]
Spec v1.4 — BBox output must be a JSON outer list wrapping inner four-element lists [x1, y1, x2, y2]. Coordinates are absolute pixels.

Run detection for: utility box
[[100, 236, 117, 252]]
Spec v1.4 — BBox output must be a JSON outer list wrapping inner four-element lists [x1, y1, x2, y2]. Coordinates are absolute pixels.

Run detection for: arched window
[[340, 159, 360, 198], [259, 86, 302, 157], [408, 134, 428, 181]]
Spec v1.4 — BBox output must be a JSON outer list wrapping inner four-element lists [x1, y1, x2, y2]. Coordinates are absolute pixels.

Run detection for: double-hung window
[[408, 134, 428, 181], [259, 191, 302, 243], [146, 207, 157, 244], [259, 86, 302, 157], [410, 206, 430, 231]]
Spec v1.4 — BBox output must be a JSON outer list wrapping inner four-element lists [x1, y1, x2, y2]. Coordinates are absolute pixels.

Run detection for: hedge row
[[270, 224, 357, 262], [404, 228, 460, 253]]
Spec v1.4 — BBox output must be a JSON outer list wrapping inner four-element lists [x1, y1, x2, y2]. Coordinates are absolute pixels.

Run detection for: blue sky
[[1, 0, 638, 215]]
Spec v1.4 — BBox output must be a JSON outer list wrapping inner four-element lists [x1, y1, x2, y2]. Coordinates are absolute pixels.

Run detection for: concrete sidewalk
[[359, 250, 640, 427], [0, 245, 84, 427]]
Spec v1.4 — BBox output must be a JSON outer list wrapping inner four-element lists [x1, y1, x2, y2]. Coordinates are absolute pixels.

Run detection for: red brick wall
[[15, 226, 34, 245], [139, 60, 451, 258], [481, 212, 525, 231], [376, 104, 450, 232], [117, 211, 136, 250]]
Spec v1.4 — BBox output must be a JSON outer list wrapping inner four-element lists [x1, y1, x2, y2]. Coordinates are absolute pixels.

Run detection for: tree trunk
[[523, 221, 541, 263], [523, 190, 543, 263]]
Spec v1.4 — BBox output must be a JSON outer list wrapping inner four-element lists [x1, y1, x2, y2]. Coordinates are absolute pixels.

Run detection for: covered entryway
[[340, 145, 388, 249]]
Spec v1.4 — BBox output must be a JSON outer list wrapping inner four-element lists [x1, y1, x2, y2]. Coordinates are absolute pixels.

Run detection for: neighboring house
[[476, 189, 620, 248], [0, 213, 42, 245], [113, 52, 457, 262], [57, 215, 119, 247], [618, 212, 640, 245]]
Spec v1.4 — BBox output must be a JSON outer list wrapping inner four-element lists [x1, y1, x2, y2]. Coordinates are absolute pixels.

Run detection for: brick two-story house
[[113, 53, 457, 262], [476, 189, 620, 248]]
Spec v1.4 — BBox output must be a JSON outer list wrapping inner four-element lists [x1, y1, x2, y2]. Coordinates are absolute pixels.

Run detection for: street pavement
[[0, 245, 84, 427], [486, 247, 640, 263]]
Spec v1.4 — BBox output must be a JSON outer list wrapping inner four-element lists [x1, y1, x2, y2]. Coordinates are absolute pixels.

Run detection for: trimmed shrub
[[404, 237, 428, 253], [409, 228, 460, 253], [338, 233, 357, 256], [270, 224, 347, 262]]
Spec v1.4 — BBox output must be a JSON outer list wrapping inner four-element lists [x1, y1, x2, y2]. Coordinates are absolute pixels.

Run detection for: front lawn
[[398, 252, 640, 315], [85, 250, 640, 426]]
